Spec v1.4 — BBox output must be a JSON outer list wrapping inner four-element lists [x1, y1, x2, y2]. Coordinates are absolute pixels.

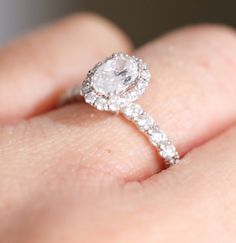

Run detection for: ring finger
[[11, 24, 236, 181]]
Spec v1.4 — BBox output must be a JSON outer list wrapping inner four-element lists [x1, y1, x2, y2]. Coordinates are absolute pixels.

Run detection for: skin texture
[[0, 13, 236, 243]]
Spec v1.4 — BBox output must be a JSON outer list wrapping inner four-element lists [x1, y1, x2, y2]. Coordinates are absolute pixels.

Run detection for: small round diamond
[[136, 113, 154, 131], [127, 91, 139, 102], [95, 97, 108, 110], [160, 144, 177, 161], [139, 62, 147, 70], [141, 69, 151, 81], [85, 91, 97, 104], [122, 104, 143, 120], [108, 96, 122, 112], [149, 127, 168, 146], [81, 83, 91, 95], [137, 80, 148, 90]]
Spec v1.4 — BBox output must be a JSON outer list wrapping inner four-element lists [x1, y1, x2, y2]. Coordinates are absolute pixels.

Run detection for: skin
[[0, 13, 236, 243]]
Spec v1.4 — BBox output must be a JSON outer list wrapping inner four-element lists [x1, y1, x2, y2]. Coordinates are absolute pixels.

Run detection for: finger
[[26, 24, 236, 180], [4, 127, 236, 243], [137, 125, 236, 243], [2, 25, 236, 243], [0, 13, 132, 122]]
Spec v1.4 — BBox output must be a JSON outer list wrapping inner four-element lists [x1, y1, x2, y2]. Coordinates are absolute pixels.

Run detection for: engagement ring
[[61, 53, 180, 166]]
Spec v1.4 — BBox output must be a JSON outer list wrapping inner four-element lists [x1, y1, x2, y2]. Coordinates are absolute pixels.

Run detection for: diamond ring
[[60, 53, 180, 166]]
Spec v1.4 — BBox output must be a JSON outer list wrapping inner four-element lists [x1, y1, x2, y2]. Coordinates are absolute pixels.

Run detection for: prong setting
[[80, 53, 151, 112]]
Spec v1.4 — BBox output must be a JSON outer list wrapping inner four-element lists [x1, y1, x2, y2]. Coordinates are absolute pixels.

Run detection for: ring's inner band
[[59, 85, 82, 106]]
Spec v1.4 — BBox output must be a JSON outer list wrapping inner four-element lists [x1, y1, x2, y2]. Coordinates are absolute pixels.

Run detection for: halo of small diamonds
[[80, 53, 151, 112]]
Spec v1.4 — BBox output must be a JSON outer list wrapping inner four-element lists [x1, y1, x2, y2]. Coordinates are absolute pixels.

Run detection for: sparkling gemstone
[[137, 80, 148, 90], [81, 83, 91, 95], [149, 127, 168, 145], [108, 96, 122, 112], [85, 91, 97, 104], [91, 55, 139, 96], [141, 69, 151, 81], [127, 91, 139, 102], [123, 104, 143, 119], [160, 144, 176, 160], [95, 97, 108, 110], [136, 113, 154, 131]]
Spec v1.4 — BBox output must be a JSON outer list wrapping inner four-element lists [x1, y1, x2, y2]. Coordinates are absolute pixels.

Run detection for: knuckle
[[183, 24, 236, 64], [163, 24, 236, 84], [186, 23, 235, 35], [65, 12, 108, 27], [62, 12, 132, 50], [179, 23, 236, 43], [62, 11, 122, 36]]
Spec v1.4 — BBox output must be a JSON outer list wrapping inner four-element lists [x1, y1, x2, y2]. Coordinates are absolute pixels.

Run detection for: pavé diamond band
[[60, 53, 180, 166]]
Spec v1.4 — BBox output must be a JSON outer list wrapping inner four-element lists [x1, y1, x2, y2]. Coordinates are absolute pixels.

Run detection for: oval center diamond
[[91, 55, 138, 96]]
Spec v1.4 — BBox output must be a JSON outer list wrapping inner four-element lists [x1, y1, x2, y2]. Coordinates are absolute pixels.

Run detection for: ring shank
[[59, 85, 82, 106], [121, 103, 179, 166], [60, 87, 180, 166]]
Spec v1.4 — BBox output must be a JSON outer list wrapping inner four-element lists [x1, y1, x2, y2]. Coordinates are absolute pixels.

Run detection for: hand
[[0, 13, 236, 243]]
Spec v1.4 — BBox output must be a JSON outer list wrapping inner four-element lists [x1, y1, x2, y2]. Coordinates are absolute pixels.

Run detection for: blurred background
[[0, 0, 235, 46]]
